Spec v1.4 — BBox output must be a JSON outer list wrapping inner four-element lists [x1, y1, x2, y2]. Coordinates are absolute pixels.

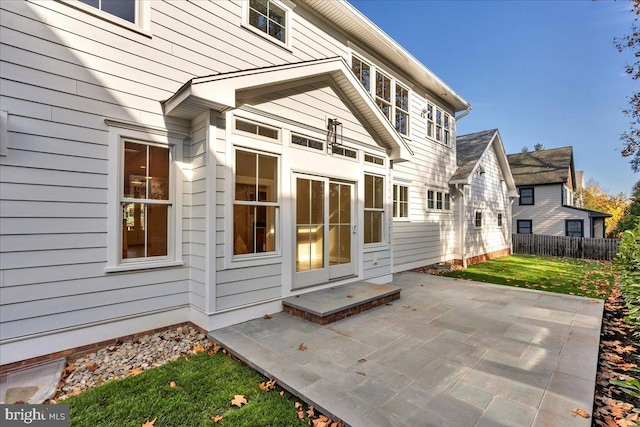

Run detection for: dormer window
[[351, 55, 410, 136]]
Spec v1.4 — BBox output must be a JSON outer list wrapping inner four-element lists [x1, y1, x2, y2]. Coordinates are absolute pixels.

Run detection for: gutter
[[455, 105, 472, 121]]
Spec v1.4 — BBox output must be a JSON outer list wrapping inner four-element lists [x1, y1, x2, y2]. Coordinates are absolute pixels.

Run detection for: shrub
[[615, 222, 640, 333]]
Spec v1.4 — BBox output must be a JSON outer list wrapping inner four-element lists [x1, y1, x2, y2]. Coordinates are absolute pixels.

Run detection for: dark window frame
[[517, 220, 533, 234], [565, 219, 584, 238], [519, 187, 535, 205]]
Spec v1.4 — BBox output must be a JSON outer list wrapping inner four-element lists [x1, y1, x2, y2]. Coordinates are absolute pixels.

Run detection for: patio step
[[282, 281, 400, 325]]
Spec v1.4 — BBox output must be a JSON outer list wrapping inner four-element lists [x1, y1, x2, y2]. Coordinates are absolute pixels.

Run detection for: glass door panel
[[296, 178, 324, 273]]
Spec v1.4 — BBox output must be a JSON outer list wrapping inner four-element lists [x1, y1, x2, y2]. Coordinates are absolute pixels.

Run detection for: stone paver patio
[[210, 273, 603, 427]]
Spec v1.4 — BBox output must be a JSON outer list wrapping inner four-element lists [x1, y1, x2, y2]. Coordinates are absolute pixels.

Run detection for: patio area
[[210, 272, 603, 427]]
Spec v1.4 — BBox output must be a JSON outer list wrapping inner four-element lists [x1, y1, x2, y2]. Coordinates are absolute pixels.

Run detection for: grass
[[65, 351, 309, 427], [441, 254, 616, 299]]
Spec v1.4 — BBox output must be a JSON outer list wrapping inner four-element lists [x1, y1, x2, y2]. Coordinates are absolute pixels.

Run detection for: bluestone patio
[[210, 273, 603, 427]]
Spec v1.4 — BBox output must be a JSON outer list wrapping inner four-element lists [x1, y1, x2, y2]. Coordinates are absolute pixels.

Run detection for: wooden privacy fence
[[512, 234, 620, 261]]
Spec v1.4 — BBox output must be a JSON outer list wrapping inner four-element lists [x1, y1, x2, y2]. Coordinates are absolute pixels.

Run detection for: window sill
[[105, 260, 184, 273], [226, 253, 282, 269], [56, 0, 152, 38], [240, 23, 292, 53], [393, 217, 411, 222]]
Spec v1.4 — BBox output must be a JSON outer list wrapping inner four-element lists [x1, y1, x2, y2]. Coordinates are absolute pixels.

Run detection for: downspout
[[509, 198, 515, 254], [458, 183, 467, 268]]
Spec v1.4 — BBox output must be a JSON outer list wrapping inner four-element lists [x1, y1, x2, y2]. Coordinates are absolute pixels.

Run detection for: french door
[[293, 174, 355, 289]]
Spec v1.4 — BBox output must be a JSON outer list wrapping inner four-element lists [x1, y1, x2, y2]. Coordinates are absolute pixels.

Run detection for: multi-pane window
[[517, 220, 532, 234], [425, 102, 452, 145], [375, 71, 392, 120], [234, 150, 278, 256], [79, 0, 136, 23], [519, 187, 534, 205], [566, 220, 584, 237], [351, 56, 371, 92], [351, 55, 410, 136], [121, 141, 171, 260], [395, 83, 409, 135], [393, 184, 409, 219], [248, 0, 287, 44], [291, 134, 323, 151], [498, 213, 503, 227], [364, 174, 384, 244], [364, 153, 384, 166], [332, 146, 357, 159], [474, 211, 483, 228], [235, 118, 278, 140], [426, 189, 450, 211]]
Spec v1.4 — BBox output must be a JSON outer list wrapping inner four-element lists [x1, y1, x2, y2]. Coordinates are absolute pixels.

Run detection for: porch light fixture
[[327, 118, 343, 149]]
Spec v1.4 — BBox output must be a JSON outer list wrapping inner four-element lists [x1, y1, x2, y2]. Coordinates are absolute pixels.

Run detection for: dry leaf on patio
[[211, 415, 224, 423], [346, 295, 354, 298], [298, 343, 308, 351], [572, 408, 590, 418], [141, 418, 156, 427], [231, 394, 247, 407], [129, 368, 143, 376], [264, 314, 272, 319], [313, 415, 330, 427], [403, 305, 411, 309], [169, 381, 176, 388], [592, 300, 601, 304], [355, 371, 366, 376]]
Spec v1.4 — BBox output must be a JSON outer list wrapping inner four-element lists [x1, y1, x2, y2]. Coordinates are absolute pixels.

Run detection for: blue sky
[[350, 0, 638, 196]]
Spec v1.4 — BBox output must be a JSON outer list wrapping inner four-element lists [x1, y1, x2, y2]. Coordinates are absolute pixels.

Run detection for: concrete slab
[[210, 272, 604, 427]]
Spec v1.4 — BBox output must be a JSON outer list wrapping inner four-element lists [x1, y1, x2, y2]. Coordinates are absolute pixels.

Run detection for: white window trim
[[497, 211, 504, 227], [424, 101, 454, 147], [350, 51, 412, 138], [224, 143, 283, 270], [425, 187, 451, 213], [393, 182, 410, 221], [364, 173, 386, 247], [57, 0, 151, 36], [474, 210, 483, 229], [105, 120, 184, 272], [364, 153, 385, 167], [241, 0, 293, 51]]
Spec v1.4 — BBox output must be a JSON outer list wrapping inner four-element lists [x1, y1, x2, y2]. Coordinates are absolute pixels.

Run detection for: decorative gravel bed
[[49, 325, 211, 403]]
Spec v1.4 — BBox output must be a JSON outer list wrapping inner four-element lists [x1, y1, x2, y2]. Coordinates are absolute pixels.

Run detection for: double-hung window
[[351, 55, 410, 136], [121, 141, 171, 260], [393, 184, 409, 219], [426, 189, 450, 211], [67, 0, 150, 33], [364, 174, 384, 244], [519, 187, 534, 205], [517, 220, 533, 234], [234, 150, 278, 256], [474, 211, 483, 228], [425, 102, 452, 145]]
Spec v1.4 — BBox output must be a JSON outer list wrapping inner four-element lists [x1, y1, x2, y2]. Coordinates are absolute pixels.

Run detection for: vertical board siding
[[512, 234, 620, 261]]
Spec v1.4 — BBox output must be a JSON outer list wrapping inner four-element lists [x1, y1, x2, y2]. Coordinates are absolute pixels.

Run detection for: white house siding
[[463, 145, 511, 260], [0, 0, 465, 364], [512, 184, 592, 238], [391, 103, 458, 272]]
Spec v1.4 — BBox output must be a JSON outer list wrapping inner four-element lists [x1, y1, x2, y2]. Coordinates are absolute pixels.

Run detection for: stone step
[[282, 281, 401, 325]]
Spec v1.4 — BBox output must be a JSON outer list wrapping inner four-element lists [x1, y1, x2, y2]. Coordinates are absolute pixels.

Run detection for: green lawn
[[66, 351, 309, 427], [442, 254, 616, 299]]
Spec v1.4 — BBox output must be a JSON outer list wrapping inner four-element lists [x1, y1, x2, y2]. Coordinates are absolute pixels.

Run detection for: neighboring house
[[0, 0, 511, 368], [450, 130, 518, 266], [507, 147, 610, 238]]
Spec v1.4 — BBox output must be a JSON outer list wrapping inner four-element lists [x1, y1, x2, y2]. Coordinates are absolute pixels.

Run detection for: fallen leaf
[[298, 343, 308, 351], [64, 364, 76, 375], [356, 371, 366, 376], [591, 300, 600, 304], [259, 379, 277, 391], [85, 362, 99, 372], [231, 395, 247, 407], [295, 402, 303, 410], [264, 314, 272, 319], [357, 358, 367, 363], [346, 295, 354, 299], [279, 390, 284, 396], [169, 381, 176, 388], [141, 418, 156, 427], [66, 389, 82, 397], [403, 305, 411, 309], [572, 408, 590, 418], [211, 415, 223, 423], [307, 405, 315, 418], [297, 410, 305, 419], [192, 344, 207, 354], [129, 368, 143, 376]]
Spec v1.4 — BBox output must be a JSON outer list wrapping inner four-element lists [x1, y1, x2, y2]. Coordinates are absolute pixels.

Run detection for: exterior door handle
[[352, 224, 357, 234]]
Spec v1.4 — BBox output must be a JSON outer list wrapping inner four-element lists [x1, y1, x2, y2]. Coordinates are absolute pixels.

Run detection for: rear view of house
[[507, 147, 610, 238], [1, 0, 522, 369]]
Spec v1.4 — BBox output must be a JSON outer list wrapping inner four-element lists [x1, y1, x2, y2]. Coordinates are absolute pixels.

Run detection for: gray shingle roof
[[451, 129, 498, 182], [506, 147, 573, 187]]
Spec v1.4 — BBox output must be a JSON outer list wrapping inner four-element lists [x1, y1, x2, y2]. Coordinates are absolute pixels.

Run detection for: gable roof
[[450, 129, 517, 196], [507, 147, 574, 187], [162, 57, 413, 162]]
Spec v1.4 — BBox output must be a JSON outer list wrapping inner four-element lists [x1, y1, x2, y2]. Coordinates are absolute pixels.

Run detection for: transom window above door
[[351, 55, 410, 136]]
